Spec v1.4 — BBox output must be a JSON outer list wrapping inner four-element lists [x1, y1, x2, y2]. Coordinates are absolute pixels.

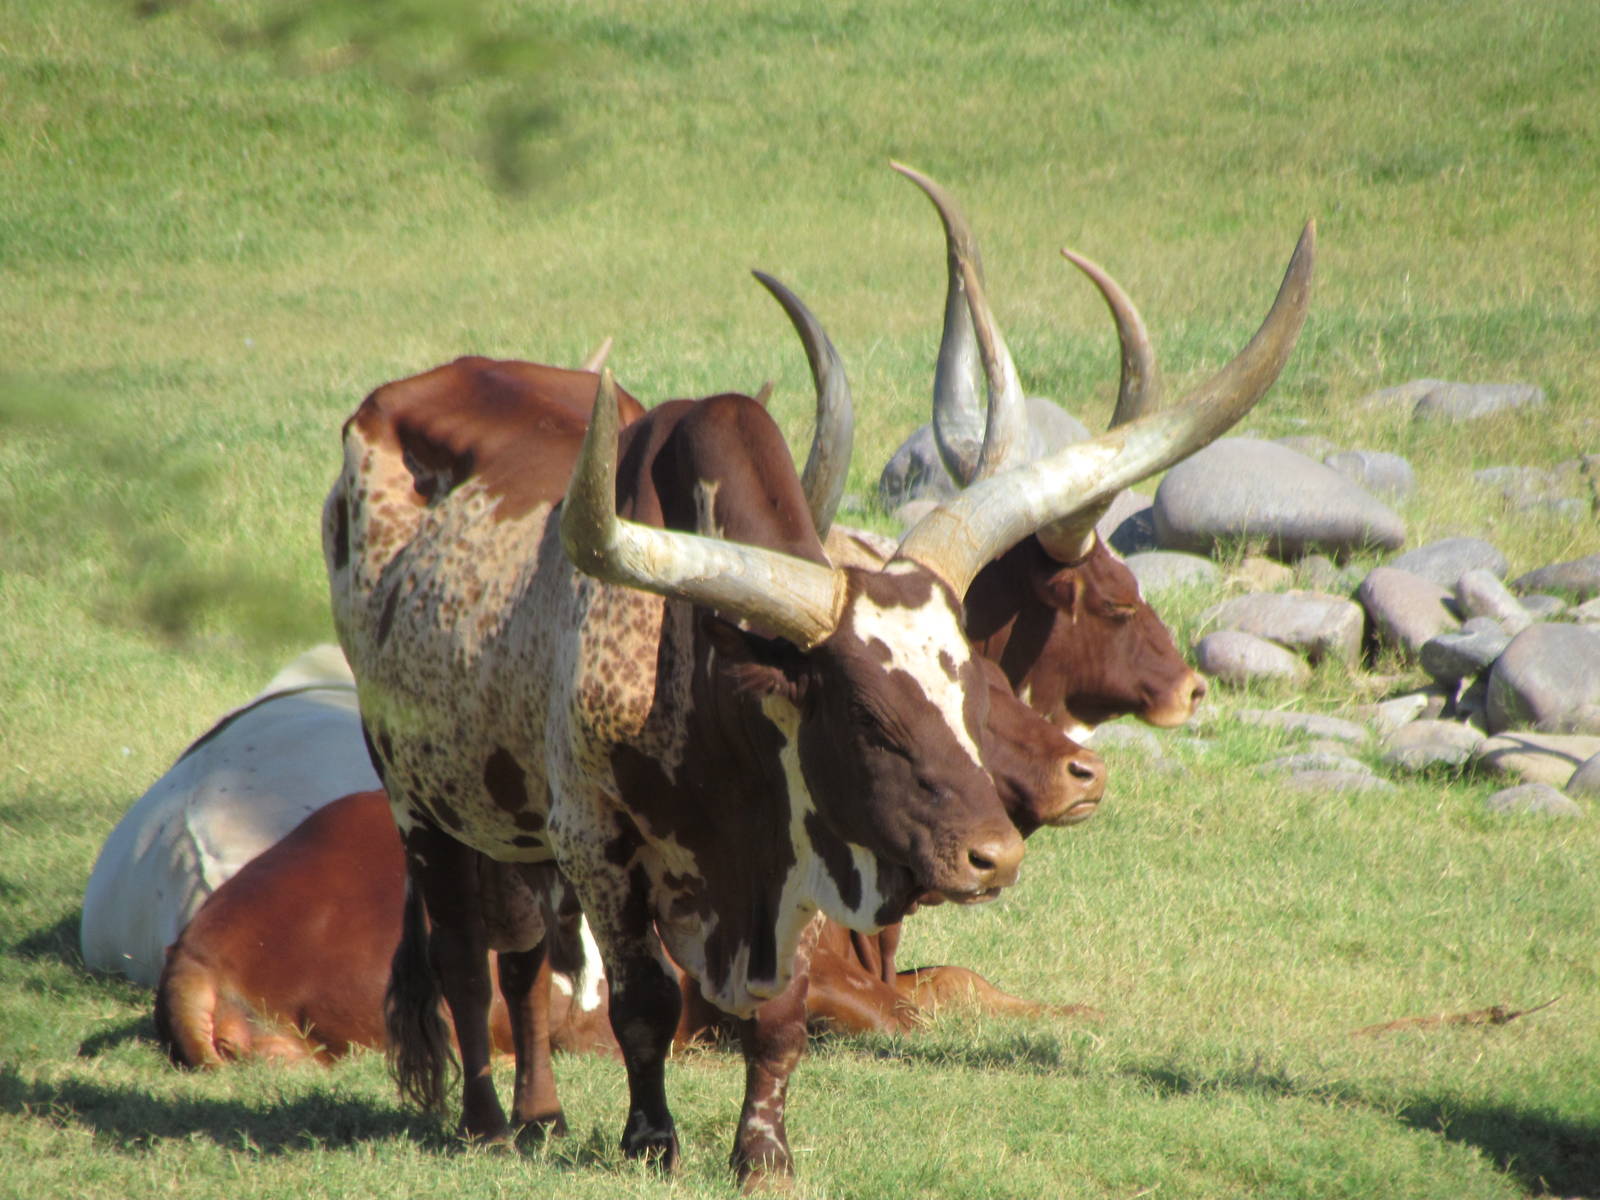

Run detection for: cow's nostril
[[968, 848, 995, 873], [1068, 759, 1098, 780]]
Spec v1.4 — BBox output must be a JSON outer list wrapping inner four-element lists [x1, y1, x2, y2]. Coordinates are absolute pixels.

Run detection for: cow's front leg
[[497, 945, 567, 1138], [609, 938, 683, 1168], [728, 964, 810, 1188]]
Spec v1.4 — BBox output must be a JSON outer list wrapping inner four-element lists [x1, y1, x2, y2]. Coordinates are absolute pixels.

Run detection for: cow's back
[[81, 659, 379, 986]]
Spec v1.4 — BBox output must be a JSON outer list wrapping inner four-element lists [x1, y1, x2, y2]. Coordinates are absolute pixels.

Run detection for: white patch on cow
[[761, 695, 887, 932], [575, 914, 607, 1012], [1066, 720, 1095, 744], [551, 972, 574, 998], [847, 586, 983, 770]]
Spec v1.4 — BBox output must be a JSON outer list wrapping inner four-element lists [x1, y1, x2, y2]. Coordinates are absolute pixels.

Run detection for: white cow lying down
[[80, 645, 381, 986]]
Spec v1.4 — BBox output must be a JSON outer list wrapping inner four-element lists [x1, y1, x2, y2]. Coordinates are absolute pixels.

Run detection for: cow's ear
[[1038, 570, 1087, 625], [701, 615, 807, 700]]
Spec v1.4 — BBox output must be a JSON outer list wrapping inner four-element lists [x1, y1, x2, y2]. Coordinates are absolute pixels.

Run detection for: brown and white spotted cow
[[326, 224, 1311, 1183], [151, 667, 1105, 1069]]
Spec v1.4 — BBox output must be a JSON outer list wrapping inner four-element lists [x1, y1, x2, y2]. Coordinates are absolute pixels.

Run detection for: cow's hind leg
[[402, 823, 515, 1145], [497, 945, 567, 1138]]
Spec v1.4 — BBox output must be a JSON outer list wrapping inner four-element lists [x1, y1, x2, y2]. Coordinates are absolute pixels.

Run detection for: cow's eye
[[1104, 603, 1138, 621]]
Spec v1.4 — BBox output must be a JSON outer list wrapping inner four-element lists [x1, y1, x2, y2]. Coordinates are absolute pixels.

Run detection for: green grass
[[4, 0, 1599, 1195]]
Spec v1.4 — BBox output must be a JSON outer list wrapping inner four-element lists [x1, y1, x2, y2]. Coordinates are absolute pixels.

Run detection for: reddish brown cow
[[892, 163, 1212, 737]]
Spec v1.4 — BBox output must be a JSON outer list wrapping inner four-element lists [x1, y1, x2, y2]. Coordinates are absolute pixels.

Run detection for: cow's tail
[[154, 946, 226, 1068], [385, 879, 457, 1114]]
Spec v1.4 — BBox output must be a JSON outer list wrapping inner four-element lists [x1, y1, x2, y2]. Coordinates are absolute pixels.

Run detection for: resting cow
[[80, 645, 380, 987], [325, 210, 1310, 1183]]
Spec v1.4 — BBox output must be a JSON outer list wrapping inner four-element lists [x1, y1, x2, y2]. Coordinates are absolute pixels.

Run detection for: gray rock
[[1520, 594, 1569, 620], [1574, 598, 1600, 624], [1511, 554, 1600, 602], [1412, 382, 1547, 422], [1152, 437, 1406, 561], [1193, 631, 1310, 688], [1099, 489, 1158, 555], [1380, 720, 1485, 772], [1323, 449, 1416, 500], [1473, 465, 1570, 505], [1358, 692, 1434, 736], [1275, 434, 1339, 459], [879, 425, 958, 510], [1123, 550, 1220, 596], [1419, 625, 1512, 685], [1455, 568, 1533, 634], [1484, 783, 1583, 818], [1520, 497, 1590, 523], [1566, 752, 1600, 799], [1085, 723, 1165, 755], [1235, 708, 1371, 744], [1261, 751, 1374, 776], [1359, 378, 1445, 412], [1389, 537, 1509, 589], [1282, 770, 1396, 795], [1474, 732, 1600, 788], [1359, 567, 1460, 660], [877, 396, 1092, 510], [1485, 624, 1600, 733], [1207, 590, 1365, 664]]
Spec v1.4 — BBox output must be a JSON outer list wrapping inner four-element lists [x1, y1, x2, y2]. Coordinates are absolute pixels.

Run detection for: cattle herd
[[81, 164, 1315, 1187]]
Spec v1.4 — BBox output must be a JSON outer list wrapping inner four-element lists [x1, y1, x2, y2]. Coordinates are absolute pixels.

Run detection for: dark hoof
[[621, 1121, 680, 1171], [516, 1110, 569, 1144]]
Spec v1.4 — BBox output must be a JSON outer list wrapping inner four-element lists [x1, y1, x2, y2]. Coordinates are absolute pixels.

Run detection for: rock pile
[[873, 375, 1597, 812]]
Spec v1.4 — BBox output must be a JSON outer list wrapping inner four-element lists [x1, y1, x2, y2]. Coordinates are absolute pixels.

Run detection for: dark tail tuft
[[385, 881, 457, 1114]]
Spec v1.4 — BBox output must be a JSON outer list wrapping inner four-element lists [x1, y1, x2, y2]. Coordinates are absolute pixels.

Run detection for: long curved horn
[[560, 370, 847, 650], [1060, 248, 1163, 428], [891, 162, 1029, 485], [752, 271, 853, 538], [894, 220, 1315, 596], [579, 336, 614, 374], [1028, 249, 1166, 561]]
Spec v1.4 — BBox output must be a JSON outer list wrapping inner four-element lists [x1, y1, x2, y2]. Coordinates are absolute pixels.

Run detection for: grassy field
[[3, 0, 1598, 1196]]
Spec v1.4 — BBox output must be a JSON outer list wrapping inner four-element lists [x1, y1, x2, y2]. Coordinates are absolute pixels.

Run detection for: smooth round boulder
[[1193, 631, 1310, 688], [1511, 554, 1600, 602], [1419, 623, 1511, 685], [1456, 568, 1533, 634], [1123, 550, 1220, 596], [1152, 437, 1406, 561], [1474, 732, 1600, 789], [1208, 590, 1365, 664], [1389, 538, 1509, 590], [1567, 752, 1600, 800], [1484, 783, 1582, 818], [1412, 382, 1546, 422], [1358, 567, 1460, 661], [1485, 624, 1600, 733], [1235, 708, 1370, 745]]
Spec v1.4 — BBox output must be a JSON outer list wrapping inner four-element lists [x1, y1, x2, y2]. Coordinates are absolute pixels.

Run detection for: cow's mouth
[[904, 884, 1004, 915], [1052, 799, 1101, 826]]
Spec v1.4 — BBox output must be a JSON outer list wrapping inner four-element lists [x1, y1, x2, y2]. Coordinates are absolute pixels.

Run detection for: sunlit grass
[[3, 0, 1597, 1195]]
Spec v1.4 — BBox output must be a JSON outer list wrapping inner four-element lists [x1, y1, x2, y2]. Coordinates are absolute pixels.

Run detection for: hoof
[[621, 1122, 680, 1171], [516, 1109, 569, 1144]]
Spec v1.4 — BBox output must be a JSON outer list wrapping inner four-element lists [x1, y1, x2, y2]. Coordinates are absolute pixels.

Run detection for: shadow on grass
[[1396, 1097, 1600, 1199], [0, 1062, 443, 1154], [865, 1038, 1600, 1197], [11, 913, 83, 964]]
